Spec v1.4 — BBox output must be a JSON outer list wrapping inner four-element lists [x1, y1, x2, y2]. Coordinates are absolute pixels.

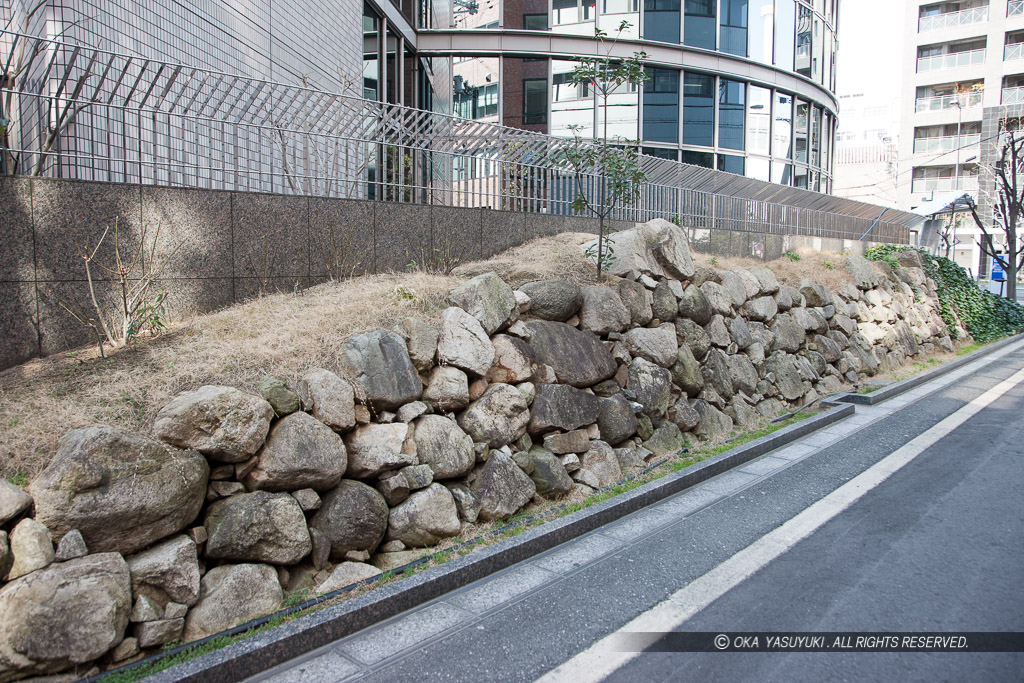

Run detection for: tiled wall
[[0, 176, 878, 370]]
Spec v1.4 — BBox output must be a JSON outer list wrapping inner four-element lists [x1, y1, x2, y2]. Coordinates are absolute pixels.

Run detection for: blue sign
[[992, 257, 1005, 281]]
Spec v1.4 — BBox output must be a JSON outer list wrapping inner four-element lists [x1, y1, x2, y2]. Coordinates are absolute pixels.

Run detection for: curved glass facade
[[410, 0, 838, 192]]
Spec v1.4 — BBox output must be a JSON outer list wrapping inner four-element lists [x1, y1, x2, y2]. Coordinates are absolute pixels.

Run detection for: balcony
[[919, 6, 989, 32], [1007, 43, 1024, 60], [917, 48, 987, 72], [913, 133, 982, 154], [1003, 86, 1024, 103], [912, 176, 979, 194], [915, 91, 983, 112], [1010, 0, 1024, 18]]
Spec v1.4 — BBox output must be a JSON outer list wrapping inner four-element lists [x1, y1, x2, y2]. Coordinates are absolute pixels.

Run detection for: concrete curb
[[837, 334, 1023, 406], [140, 404, 853, 683]]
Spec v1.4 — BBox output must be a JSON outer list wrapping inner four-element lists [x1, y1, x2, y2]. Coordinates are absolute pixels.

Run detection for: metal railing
[[1003, 86, 1024, 104], [1010, 0, 1024, 17], [915, 91, 984, 112], [1007, 43, 1024, 60], [0, 30, 909, 244], [917, 48, 987, 72], [913, 133, 981, 154], [911, 176, 979, 194], [918, 6, 989, 32]]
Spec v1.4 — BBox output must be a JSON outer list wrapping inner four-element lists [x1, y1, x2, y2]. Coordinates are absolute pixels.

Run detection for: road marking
[[537, 365, 1024, 683]]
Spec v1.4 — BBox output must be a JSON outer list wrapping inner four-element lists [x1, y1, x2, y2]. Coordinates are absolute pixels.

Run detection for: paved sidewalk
[[250, 339, 1024, 683]]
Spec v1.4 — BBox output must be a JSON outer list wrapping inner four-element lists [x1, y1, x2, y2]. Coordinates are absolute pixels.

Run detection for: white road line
[[537, 365, 1024, 683]]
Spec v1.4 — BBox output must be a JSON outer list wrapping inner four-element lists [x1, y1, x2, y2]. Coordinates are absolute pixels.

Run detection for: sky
[[835, 0, 905, 102]]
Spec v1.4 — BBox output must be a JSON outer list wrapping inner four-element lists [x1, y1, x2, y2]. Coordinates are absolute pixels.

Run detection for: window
[[718, 154, 745, 174], [810, 105, 822, 166], [683, 71, 715, 146], [553, 0, 579, 24], [523, 13, 548, 30], [523, 78, 547, 124], [795, 3, 812, 77], [720, 0, 748, 57], [682, 150, 714, 167], [749, 0, 774, 64], [794, 99, 808, 163], [773, 92, 793, 159], [553, 72, 590, 101], [643, 146, 678, 160], [775, 0, 795, 70], [683, 0, 715, 50], [718, 78, 745, 150], [746, 85, 771, 155], [644, 0, 680, 44], [643, 67, 679, 143]]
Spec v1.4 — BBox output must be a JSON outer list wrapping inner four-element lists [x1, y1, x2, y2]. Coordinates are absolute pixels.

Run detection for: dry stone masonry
[[0, 219, 962, 681]]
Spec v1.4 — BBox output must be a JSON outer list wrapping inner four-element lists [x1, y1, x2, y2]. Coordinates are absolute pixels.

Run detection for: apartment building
[[900, 0, 1024, 277]]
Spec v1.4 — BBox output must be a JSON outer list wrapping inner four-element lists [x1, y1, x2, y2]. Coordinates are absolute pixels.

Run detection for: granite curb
[[136, 404, 854, 683], [837, 333, 1023, 406]]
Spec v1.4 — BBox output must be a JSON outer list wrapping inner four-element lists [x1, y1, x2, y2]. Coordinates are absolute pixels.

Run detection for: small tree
[[553, 22, 648, 278], [969, 120, 1024, 299]]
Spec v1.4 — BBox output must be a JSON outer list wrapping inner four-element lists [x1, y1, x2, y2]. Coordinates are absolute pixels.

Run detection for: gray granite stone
[[432, 206, 481, 264], [0, 178, 35, 282], [309, 198, 375, 279], [232, 193, 309, 279], [141, 186, 232, 278]]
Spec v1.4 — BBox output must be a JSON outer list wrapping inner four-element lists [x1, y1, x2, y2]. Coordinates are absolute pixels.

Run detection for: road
[[252, 339, 1024, 683]]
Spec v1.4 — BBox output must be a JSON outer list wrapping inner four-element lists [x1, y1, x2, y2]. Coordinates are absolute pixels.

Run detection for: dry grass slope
[[0, 233, 602, 480]]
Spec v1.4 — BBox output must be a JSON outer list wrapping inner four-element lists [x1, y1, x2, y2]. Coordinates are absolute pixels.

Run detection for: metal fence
[[0, 29, 911, 243]]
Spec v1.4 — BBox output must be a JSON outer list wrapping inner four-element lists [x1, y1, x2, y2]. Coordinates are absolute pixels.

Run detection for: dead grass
[[0, 233, 598, 482], [695, 248, 858, 292]]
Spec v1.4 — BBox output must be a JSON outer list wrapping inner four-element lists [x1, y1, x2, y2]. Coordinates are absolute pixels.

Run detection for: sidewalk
[[246, 338, 1024, 683]]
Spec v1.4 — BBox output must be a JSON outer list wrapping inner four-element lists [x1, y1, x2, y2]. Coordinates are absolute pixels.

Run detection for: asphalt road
[[605, 356, 1024, 682], [253, 341, 1024, 683]]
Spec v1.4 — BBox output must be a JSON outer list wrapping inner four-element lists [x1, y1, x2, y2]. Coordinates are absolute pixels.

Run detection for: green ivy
[[865, 245, 1024, 343]]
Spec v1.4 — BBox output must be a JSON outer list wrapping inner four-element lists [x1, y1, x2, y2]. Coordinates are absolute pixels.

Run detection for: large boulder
[[30, 427, 208, 555], [701, 349, 735, 400], [517, 279, 582, 322], [413, 415, 475, 479], [691, 400, 734, 441], [647, 218, 696, 280], [671, 343, 705, 397], [643, 423, 686, 456], [617, 279, 654, 326], [244, 411, 348, 492], [627, 358, 672, 417], [765, 352, 806, 401], [623, 325, 678, 368], [793, 306, 829, 334], [386, 483, 461, 547], [578, 286, 631, 336], [183, 564, 282, 642], [718, 271, 749, 308], [316, 562, 382, 595], [527, 448, 574, 497], [771, 313, 806, 353], [748, 266, 780, 295], [675, 319, 711, 361], [5, 518, 53, 581], [0, 480, 32, 527], [726, 353, 759, 395], [582, 219, 693, 278], [127, 535, 200, 607], [704, 315, 731, 348], [597, 394, 639, 446], [457, 383, 531, 448], [437, 306, 496, 377], [813, 334, 844, 363], [729, 316, 753, 350], [396, 317, 440, 372], [529, 384, 601, 435], [741, 296, 778, 323], [578, 441, 623, 488], [486, 334, 536, 384], [524, 321, 617, 387], [700, 281, 734, 317], [153, 385, 274, 463], [677, 284, 712, 325], [343, 423, 416, 479], [800, 279, 833, 307], [447, 272, 518, 335], [846, 254, 881, 290], [0, 553, 131, 680], [341, 330, 422, 411], [422, 366, 471, 412], [310, 480, 389, 559], [204, 492, 311, 565], [298, 368, 356, 433], [651, 281, 678, 322], [471, 451, 537, 520]]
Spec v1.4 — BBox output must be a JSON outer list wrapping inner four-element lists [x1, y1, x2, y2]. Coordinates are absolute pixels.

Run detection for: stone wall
[[0, 219, 957, 681], [0, 176, 890, 371]]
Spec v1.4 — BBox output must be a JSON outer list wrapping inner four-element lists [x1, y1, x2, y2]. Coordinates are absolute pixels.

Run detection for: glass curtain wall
[[720, 0, 748, 57], [684, 0, 716, 49], [644, 0, 681, 43], [643, 68, 680, 142]]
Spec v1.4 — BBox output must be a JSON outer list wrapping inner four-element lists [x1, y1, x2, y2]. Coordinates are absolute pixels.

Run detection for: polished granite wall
[[0, 176, 877, 370]]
